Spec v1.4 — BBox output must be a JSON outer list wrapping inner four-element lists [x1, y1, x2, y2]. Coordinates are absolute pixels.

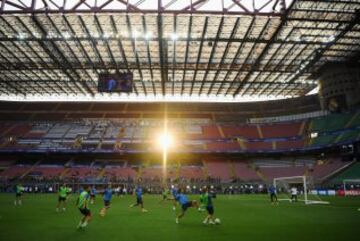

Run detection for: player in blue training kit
[[174, 189, 198, 224], [100, 184, 113, 216], [268, 185, 278, 205], [130, 186, 148, 212], [170, 186, 178, 211], [90, 186, 97, 204]]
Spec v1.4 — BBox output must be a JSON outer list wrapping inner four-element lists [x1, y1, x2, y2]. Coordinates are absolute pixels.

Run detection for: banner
[[338, 190, 360, 196]]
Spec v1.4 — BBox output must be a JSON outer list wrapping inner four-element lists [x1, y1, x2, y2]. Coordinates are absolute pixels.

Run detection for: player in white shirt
[[290, 187, 298, 202]]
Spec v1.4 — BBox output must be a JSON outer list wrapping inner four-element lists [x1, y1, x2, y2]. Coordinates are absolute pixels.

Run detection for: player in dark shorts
[[100, 184, 113, 217], [268, 185, 278, 205], [56, 183, 70, 212], [202, 187, 216, 225], [90, 186, 96, 204], [14, 184, 24, 206], [77, 186, 92, 229], [130, 186, 148, 212], [174, 188, 198, 224]]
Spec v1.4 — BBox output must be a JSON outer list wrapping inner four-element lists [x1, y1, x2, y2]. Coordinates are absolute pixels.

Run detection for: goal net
[[273, 176, 330, 205]]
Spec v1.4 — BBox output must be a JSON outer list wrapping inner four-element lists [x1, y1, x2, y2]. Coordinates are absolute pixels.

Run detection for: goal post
[[273, 176, 330, 205]]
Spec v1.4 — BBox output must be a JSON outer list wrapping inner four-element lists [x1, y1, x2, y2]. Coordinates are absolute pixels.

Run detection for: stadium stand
[[308, 159, 351, 181], [233, 162, 260, 182], [205, 159, 232, 182], [329, 162, 360, 184], [179, 166, 204, 180], [261, 122, 303, 138]]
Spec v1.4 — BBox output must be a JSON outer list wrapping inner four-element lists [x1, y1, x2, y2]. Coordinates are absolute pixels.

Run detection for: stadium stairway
[[272, 141, 276, 151], [249, 162, 267, 182], [329, 162, 360, 184], [255, 169, 267, 182], [321, 160, 356, 182], [1, 124, 17, 137], [175, 161, 181, 180], [202, 160, 209, 179], [298, 121, 307, 136], [59, 168, 70, 178], [20, 160, 41, 179], [229, 161, 237, 180], [237, 138, 246, 151], [59, 159, 72, 178], [345, 112, 360, 128], [217, 125, 225, 138], [137, 166, 143, 180], [256, 125, 264, 139]]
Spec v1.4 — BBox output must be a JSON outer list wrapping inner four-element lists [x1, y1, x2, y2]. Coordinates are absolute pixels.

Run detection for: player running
[[14, 183, 24, 206], [198, 189, 207, 212], [171, 186, 179, 211], [202, 187, 216, 225], [130, 186, 148, 212], [160, 187, 170, 203], [56, 183, 70, 212], [174, 188, 198, 224], [76, 186, 92, 230], [90, 186, 97, 204], [99, 184, 113, 217], [268, 185, 278, 205]]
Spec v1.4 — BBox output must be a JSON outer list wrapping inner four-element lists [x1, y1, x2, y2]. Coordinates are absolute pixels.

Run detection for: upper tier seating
[[206, 142, 240, 151], [0, 111, 359, 153], [261, 122, 302, 138], [6, 124, 31, 137], [276, 139, 305, 150], [221, 125, 259, 139], [25, 123, 53, 138], [44, 123, 72, 139], [310, 113, 353, 132], [245, 141, 273, 151], [310, 135, 337, 147]]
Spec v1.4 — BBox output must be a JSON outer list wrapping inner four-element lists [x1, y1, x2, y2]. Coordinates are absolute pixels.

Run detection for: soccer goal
[[273, 176, 330, 205], [343, 179, 360, 196]]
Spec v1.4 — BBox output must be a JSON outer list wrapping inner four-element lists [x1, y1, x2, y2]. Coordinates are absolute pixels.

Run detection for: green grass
[[0, 194, 359, 241]]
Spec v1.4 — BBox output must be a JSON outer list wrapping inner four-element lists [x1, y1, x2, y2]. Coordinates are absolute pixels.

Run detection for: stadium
[[0, 0, 359, 240]]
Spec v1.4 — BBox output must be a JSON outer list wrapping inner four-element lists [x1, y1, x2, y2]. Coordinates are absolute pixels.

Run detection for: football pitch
[[0, 194, 359, 241]]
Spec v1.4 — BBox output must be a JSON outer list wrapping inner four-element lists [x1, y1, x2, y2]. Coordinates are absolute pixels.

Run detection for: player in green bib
[[202, 187, 216, 225], [76, 186, 92, 229], [56, 183, 70, 212], [14, 183, 24, 206], [160, 187, 170, 203], [198, 190, 207, 212]]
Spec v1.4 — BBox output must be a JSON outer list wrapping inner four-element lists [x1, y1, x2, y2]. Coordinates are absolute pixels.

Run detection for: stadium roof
[[0, 0, 359, 102]]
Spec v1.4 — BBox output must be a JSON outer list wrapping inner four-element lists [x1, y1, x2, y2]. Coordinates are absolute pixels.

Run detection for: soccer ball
[[214, 218, 221, 224], [99, 209, 106, 217]]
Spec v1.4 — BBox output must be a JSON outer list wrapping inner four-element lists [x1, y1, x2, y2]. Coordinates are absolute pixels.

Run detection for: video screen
[[98, 73, 133, 93]]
